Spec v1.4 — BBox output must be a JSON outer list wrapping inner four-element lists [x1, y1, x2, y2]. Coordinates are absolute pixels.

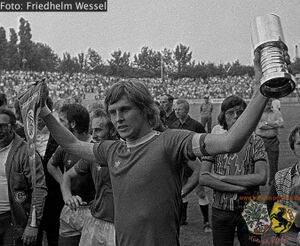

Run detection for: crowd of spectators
[[0, 70, 297, 107], [144, 75, 255, 99]]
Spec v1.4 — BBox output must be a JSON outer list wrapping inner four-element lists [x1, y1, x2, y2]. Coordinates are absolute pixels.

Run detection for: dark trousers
[[212, 208, 261, 246], [0, 212, 23, 246], [262, 136, 279, 185], [58, 235, 81, 246], [36, 193, 64, 246], [201, 116, 212, 133], [180, 201, 188, 225]]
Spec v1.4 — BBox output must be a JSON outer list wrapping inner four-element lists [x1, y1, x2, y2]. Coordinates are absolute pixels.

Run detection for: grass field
[[179, 102, 300, 246]]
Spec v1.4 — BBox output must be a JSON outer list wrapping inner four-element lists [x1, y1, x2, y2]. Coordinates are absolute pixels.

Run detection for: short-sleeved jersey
[[204, 134, 267, 211], [74, 160, 114, 223], [169, 115, 205, 180], [200, 102, 213, 118], [52, 146, 95, 203], [255, 109, 284, 138], [93, 129, 196, 246]]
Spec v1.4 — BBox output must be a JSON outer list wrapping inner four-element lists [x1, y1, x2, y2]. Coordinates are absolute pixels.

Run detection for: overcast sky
[[1, 0, 299, 65]]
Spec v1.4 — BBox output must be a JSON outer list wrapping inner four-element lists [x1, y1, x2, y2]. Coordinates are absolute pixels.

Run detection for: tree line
[[1, 17, 300, 79]]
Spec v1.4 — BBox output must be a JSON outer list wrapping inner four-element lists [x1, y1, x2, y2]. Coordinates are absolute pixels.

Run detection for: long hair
[[289, 124, 300, 151], [218, 95, 247, 130], [104, 80, 160, 128]]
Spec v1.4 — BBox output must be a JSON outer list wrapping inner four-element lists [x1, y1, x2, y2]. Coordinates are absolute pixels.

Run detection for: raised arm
[[40, 107, 96, 162], [193, 52, 268, 157]]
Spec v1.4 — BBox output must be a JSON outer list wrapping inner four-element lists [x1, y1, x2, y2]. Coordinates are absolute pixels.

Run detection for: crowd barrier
[[187, 96, 300, 105]]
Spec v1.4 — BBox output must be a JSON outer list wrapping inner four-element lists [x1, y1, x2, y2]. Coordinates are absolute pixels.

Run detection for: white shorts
[[59, 205, 90, 237], [182, 185, 210, 205], [80, 211, 115, 246], [196, 185, 210, 205]]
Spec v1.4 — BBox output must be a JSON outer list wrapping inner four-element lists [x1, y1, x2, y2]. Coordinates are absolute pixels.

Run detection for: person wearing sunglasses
[[0, 108, 47, 246], [199, 95, 268, 246]]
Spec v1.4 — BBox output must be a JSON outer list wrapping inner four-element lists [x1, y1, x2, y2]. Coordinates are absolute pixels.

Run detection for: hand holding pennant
[[18, 78, 48, 228]]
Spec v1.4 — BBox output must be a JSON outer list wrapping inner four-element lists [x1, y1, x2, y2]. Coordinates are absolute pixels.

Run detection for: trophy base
[[260, 72, 296, 98]]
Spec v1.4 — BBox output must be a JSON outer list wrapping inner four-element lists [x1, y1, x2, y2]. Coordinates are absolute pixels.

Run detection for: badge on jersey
[[242, 200, 271, 235], [270, 202, 296, 234], [114, 160, 121, 168], [14, 191, 27, 204]]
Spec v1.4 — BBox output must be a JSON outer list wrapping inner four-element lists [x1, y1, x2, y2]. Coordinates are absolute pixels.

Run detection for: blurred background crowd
[[0, 70, 286, 108]]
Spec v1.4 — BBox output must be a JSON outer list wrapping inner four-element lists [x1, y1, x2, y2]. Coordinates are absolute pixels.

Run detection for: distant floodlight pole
[[22, 58, 27, 70], [226, 65, 232, 74], [161, 55, 164, 82]]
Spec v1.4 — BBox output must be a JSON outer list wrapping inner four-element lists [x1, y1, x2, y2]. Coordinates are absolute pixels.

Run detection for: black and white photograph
[[0, 0, 300, 245]]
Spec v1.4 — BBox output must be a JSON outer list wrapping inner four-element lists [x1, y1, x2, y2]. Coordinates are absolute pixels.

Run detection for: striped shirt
[[206, 134, 267, 211]]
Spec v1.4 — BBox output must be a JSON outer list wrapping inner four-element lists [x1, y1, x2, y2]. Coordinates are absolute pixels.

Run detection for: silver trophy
[[250, 14, 295, 98]]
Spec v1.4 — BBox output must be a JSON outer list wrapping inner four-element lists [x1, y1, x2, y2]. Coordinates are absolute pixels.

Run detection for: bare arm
[[47, 157, 63, 185], [203, 91, 267, 155], [193, 52, 268, 157], [61, 166, 77, 203], [199, 160, 247, 193], [257, 122, 276, 130], [267, 111, 284, 128], [41, 108, 96, 162], [258, 111, 284, 129], [62, 166, 87, 210], [181, 159, 200, 198], [200, 172, 247, 193], [211, 161, 267, 187]]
